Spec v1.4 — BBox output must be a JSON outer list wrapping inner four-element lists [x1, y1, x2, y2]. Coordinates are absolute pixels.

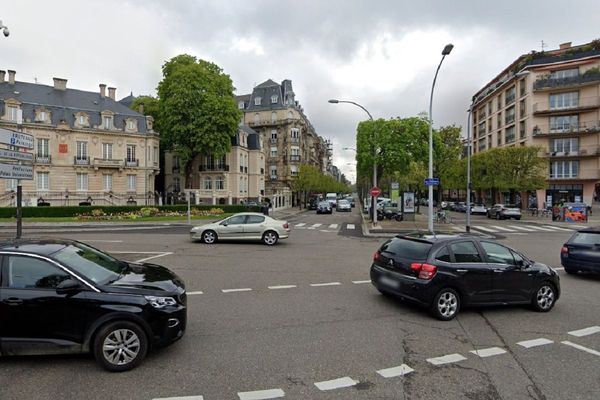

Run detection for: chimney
[[53, 77, 67, 90], [8, 70, 15, 84], [108, 87, 116, 100], [0, 70, 5, 82], [99, 83, 106, 98], [138, 104, 144, 114], [559, 42, 572, 50]]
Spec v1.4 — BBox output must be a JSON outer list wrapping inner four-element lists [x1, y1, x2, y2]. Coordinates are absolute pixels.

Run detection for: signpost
[[370, 186, 382, 197], [0, 127, 34, 149], [424, 177, 440, 186]]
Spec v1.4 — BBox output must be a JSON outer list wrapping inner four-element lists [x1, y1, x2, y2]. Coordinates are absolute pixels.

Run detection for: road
[[0, 208, 598, 400]]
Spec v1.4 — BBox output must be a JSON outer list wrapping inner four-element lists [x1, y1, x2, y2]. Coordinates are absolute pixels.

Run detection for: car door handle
[[3, 297, 24, 306], [456, 269, 468, 273]]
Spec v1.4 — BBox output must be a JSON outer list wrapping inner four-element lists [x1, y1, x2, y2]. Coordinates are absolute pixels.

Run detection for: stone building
[[0, 70, 159, 206]]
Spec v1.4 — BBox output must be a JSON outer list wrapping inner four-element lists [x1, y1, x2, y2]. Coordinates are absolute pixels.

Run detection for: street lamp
[[0, 20, 9, 37], [427, 43, 454, 234], [466, 106, 472, 233], [329, 99, 378, 226]]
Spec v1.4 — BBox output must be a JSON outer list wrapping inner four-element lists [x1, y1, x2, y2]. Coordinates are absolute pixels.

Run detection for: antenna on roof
[[34, 77, 38, 84], [541, 40, 548, 52]]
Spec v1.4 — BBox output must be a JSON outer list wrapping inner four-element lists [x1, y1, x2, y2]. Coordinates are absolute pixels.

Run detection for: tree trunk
[[185, 161, 194, 189]]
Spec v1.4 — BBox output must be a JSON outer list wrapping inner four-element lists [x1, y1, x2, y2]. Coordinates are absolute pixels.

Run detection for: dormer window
[[103, 116, 113, 130], [238, 101, 245, 109], [125, 118, 137, 132], [271, 95, 278, 104], [254, 97, 262, 106], [75, 113, 89, 128], [7, 106, 18, 122], [36, 110, 49, 123]]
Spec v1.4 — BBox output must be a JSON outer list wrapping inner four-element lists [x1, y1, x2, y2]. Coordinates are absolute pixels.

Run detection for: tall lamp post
[[466, 106, 472, 233], [329, 99, 378, 226], [428, 43, 454, 233]]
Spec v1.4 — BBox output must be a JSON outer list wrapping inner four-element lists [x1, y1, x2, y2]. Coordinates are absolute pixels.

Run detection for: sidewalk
[[360, 210, 459, 238]]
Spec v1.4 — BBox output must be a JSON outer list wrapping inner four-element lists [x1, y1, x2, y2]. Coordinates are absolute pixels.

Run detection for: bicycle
[[434, 210, 452, 224]]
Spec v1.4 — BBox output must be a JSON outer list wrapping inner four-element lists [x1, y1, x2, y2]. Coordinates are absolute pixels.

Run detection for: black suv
[[371, 234, 560, 320], [0, 239, 186, 371]]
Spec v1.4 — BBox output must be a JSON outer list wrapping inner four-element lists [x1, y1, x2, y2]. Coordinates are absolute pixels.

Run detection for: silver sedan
[[190, 212, 290, 245]]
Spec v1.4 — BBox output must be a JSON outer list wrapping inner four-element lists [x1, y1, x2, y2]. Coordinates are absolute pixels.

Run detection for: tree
[[130, 96, 160, 125], [157, 54, 241, 188]]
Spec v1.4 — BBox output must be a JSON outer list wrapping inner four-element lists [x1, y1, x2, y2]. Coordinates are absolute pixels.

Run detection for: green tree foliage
[[157, 54, 241, 188], [292, 164, 350, 196], [130, 95, 160, 126]]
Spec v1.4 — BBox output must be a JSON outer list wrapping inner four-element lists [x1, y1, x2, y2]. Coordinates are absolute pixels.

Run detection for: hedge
[[0, 205, 260, 218]]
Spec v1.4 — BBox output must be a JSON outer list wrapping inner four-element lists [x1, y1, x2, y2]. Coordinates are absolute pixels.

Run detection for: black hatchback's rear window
[[571, 232, 600, 245], [380, 238, 432, 260]]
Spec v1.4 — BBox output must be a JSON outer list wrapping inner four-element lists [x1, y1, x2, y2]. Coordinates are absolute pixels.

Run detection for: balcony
[[532, 120, 600, 137], [290, 155, 301, 162], [549, 169, 600, 180], [35, 155, 51, 164], [533, 70, 600, 91], [269, 138, 278, 144], [533, 96, 600, 116], [545, 147, 600, 158], [93, 158, 124, 168], [248, 118, 294, 128], [125, 158, 139, 167], [269, 176, 278, 181], [74, 157, 90, 166], [290, 137, 300, 143], [199, 164, 229, 172]]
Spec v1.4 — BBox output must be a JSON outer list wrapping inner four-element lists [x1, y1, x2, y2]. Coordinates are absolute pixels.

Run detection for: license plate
[[380, 276, 399, 289]]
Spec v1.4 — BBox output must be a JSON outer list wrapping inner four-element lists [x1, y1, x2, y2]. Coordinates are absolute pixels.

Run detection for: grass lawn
[[0, 214, 233, 223]]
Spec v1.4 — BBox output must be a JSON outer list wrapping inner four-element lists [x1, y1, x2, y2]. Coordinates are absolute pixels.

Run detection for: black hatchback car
[[561, 228, 600, 274], [371, 234, 560, 320], [0, 239, 186, 371]]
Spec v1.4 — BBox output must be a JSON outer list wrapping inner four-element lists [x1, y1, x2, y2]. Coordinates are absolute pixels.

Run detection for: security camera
[[2, 28, 8, 37]]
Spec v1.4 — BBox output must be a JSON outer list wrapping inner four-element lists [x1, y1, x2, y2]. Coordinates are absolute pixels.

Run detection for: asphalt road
[[0, 208, 599, 400]]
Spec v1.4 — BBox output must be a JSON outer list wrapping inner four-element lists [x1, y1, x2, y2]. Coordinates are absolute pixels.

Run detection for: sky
[[2, 0, 599, 182]]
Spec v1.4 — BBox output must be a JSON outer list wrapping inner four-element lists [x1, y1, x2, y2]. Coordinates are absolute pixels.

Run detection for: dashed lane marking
[[376, 364, 414, 378], [568, 326, 600, 337], [237, 388, 285, 400], [347, 224, 356, 230], [352, 280, 371, 284], [517, 338, 554, 348], [295, 223, 306, 227], [310, 282, 342, 287], [222, 288, 253, 293], [187, 291, 203, 295], [328, 224, 338, 229], [426, 353, 467, 365], [561, 341, 600, 357], [268, 285, 297, 290], [470, 347, 507, 358], [314, 377, 358, 391], [153, 396, 204, 400]]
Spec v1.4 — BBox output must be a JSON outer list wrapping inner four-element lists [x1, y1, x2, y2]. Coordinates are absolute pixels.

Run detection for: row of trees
[[292, 165, 351, 202]]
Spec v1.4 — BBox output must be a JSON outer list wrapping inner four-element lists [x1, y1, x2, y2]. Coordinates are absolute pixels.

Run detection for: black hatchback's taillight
[[373, 251, 381, 262], [561, 246, 569, 255]]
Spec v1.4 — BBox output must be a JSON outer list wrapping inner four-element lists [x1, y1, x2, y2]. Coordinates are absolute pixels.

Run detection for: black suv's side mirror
[[56, 279, 83, 295]]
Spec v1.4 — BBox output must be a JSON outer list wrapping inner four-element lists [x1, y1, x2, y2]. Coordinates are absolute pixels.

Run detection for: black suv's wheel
[[531, 283, 556, 312], [262, 230, 279, 246], [431, 288, 461, 321], [93, 321, 148, 372], [201, 230, 217, 244]]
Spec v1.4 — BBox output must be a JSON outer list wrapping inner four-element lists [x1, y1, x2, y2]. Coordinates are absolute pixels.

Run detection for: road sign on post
[[0, 127, 34, 149], [424, 178, 440, 186], [0, 162, 33, 180], [370, 187, 382, 197]]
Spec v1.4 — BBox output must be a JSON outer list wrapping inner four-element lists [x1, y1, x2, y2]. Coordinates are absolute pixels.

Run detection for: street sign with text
[[0, 148, 33, 162], [0, 162, 33, 180], [370, 187, 382, 197], [424, 178, 440, 186], [0, 128, 34, 149]]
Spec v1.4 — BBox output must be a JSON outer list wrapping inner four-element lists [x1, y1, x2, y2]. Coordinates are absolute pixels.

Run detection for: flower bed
[[76, 207, 225, 221]]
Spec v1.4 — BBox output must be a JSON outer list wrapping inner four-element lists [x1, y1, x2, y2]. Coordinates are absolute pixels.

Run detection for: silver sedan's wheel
[[532, 283, 556, 312], [202, 230, 217, 244], [431, 288, 460, 321], [262, 231, 279, 246], [93, 321, 148, 372]]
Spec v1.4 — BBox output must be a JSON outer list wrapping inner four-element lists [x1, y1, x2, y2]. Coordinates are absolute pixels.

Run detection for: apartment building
[[0, 70, 159, 206], [471, 40, 600, 207]]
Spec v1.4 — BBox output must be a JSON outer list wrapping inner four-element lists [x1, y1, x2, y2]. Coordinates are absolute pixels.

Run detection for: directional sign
[[0, 162, 33, 180], [370, 186, 382, 197], [0, 127, 34, 149], [424, 178, 440, 186], [0, 148, 33, 162]]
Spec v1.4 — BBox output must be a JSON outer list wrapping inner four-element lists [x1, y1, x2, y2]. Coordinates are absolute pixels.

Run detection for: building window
[[505, 126, 515, 144], [239, 177, 244, 192], [497, 112, 502, 129], [551, 68, 578, 79], [497, 133, 502, 146], [204, 177, 212, 190], [173, 176, 181, 192], [270, 147, 278, 157], [254, 97, 262, 106], [519, 100, 526, 118], [487, 102, 492, 114], [79, 114, 87, 126], [127, 175, 136, 191], [126, 119, 136, 131], [37, 138, 49, 157], [76, 173, 88, 191], [291, 128, 300, 139], [103, 116, 112, 129], [127, 144, 136, 162], [505, 106, 515, 125], [271, 130, 278, 140], [76, 141, 88, 160], [7, 106, 19, 122], [102, 143, 113, 159], [270, 166, 277, 179], [519, 121, 526, 139], [551, 138, 578, 154], [290, 165, 298, 176], [550, 115, 578, 132], [550, 160, 579, 178], [271, 111, 277, 122], [103, 174, 113, 191], [238, 101, 245, 109], [6, 179, 17, 191], [549, 92, 578, 110], [37, 172, 49, 191], [497, 95, 502, 110], [37, 110, 47, 123], [505, 86, 516, 106], [154, 146, 159, 164], [271, 95, 278, 104], [519, 78, 526, 97], [215, 176, 224, 190]]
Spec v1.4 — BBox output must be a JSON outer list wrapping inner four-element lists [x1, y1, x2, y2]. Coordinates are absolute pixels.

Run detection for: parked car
[[471, 204, 488, 215], [561, 228, 600, 274], [336, 199, 352, 212], [190, 212, 290, 245], [307, 197, 319, 210], [0, 238, 186, 371], [370, 234, 559, 320], [317, 201, 333, 214], [456, 202, 468, 213], [441, 201, 448, 209], [487, 204, 522, 220], [325, 193, 338, 207]]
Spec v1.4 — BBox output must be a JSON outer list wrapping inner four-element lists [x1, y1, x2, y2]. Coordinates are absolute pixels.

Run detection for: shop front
[[545, 184, 583, 206]]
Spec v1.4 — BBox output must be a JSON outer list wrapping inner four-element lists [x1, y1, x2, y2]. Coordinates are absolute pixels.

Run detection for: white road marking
[[314, 377, 358, 391], [295, 223, 306, 227], [517, 338, 554, 348], [508, 225, 536, 232], [451, 226, 464, 232], [542, 225, 573, 231], [268, 285, 297, 290], [347, 223, 356, 230], [491, 225, 516, 232], [474, 226, 497, 232], [153, 396, 204, 400], [85, 239, 124, 243], [187, 291, 203, 295], [312, 223, 322, 228], [238, 388, 285, 400], [470, 347, 507, 358], [526, 225, 555, 232], [376, 364, 414, 378], [111, 251, 167, 254], [222, 288, 252, 293], [328, 224, 338, 229], [135, 252, 174, 263], [319, 230, 338, 233], [310, 282, 342, 287], [352, 280, 371, 284], [426, 353, 467, 365], [562, 341, 600, 357], [568, 326, 600, 337]]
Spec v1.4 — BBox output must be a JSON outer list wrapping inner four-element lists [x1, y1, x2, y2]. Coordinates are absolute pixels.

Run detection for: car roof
[[0, 238, 79, 256], [395, 233, 482, 245], [575, 227, 600, 233]]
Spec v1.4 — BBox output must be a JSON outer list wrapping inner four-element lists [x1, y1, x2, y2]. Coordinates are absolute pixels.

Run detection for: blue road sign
[[424, 178, 440, 186]]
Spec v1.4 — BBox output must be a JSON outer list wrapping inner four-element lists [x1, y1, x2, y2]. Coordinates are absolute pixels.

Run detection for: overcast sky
[[2, 0, 599, 182]]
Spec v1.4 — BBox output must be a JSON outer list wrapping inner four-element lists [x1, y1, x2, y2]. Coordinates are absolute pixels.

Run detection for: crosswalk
[[469, 224, 575, 234], [293, 222, 357, 231]]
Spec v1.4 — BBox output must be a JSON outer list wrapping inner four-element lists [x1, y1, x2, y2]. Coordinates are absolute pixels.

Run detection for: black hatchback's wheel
[[531, 283, 556, 312], [201, 230, 217, 244], [93, 321, 148, 372], [262, 230, 279, 246], [431, 288, 461, 321]]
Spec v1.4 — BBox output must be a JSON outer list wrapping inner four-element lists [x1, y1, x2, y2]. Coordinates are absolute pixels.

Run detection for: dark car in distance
[[371, 234, 559, 320], [561, 228, 600, 274], [0, 239, 186, 371], [316, 201, 333, 214]]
